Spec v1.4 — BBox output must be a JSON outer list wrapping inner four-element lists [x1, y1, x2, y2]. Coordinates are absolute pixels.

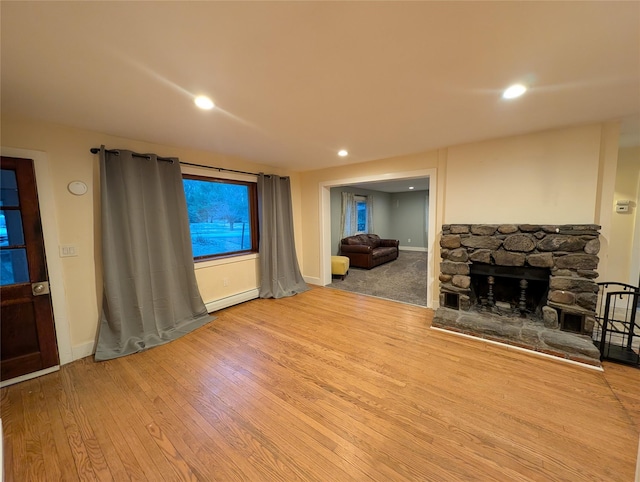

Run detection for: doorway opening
[[0, 147, 72, 387], [319, 168, 437, 308]]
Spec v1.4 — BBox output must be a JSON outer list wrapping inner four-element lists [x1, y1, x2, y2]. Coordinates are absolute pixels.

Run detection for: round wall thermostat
[[68, 181, 88, 196]]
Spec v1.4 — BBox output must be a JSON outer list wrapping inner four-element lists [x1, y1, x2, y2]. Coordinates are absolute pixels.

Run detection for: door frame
[[318, 167, 437, 308], [1, 147, 72, 368]]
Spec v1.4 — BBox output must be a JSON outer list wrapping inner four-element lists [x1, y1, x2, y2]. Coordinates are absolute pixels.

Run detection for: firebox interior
[[469, 264, 550, 318]]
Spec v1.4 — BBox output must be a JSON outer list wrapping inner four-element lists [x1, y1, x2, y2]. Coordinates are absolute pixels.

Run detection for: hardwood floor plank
[[185, 335, 400, 481], [40, 373, 82, 482], [218, 300, 596, 480], [21, 380, 47, 480], [23, 378, 64, 481], [123, 352, 259, 481], [142, 349, 313, 481], [66, 360, 138, 481], [205, 312, 489, 480], [173, 333, 368, 481], [146, 422, 198, 482], [603, 361, 640, 432], [194, 335, 411, 481], [58, 367, 114, 481], [74, 359, 179, 481], [40, 370, 99, 481], [211, 309, 541, 480], [1, 287, 638, 481], [1, 386, 19, 481]]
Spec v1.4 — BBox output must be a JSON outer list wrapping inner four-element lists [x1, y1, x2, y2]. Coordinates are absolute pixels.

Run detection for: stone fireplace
[[432, 224, 602, 366]]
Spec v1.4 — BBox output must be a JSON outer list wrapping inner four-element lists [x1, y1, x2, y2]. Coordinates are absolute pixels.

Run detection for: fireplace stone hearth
[[432, 224, 602, 366]]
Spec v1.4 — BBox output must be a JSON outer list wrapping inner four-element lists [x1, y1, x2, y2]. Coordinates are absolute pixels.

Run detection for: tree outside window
[[355, 196, 367, 233], [182, 175, 258, 260]]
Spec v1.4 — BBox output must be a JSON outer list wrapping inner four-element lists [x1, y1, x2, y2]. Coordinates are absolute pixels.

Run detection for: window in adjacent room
[[355, 195, 367, 233], [182, 174, 258, 260]]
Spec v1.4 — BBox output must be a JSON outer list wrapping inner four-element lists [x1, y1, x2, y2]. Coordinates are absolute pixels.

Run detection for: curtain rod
[[89, 147, 260, 177], [90, 147, 175, 163]]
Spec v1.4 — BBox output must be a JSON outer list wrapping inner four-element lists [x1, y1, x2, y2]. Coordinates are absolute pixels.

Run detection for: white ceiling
[[349, 178, 430, 194], [2, 2, 639, 171]]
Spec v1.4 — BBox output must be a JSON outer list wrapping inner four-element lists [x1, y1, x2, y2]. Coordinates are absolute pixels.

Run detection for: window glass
[[0, 212, 7, 247], [1, 248, 29, 285], [355, 196, 367, 233], [0, 210, 24, 246], [0, 169, 19, 207], [183, 175, 258, 260], [1, 170, 29, 285]]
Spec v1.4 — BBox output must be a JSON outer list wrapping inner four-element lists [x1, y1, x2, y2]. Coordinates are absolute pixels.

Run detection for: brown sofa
[[339, 234, 399, 269]]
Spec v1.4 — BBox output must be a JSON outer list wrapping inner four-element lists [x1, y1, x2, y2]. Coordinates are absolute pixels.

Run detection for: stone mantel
[[434, 224, 602, 366]]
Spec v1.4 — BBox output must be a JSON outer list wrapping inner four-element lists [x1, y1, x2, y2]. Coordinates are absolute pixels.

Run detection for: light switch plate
[[59, 245, 78, 257]]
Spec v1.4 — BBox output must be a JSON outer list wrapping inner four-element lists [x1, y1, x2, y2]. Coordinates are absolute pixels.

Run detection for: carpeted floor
[[328, 250, 428, 306]]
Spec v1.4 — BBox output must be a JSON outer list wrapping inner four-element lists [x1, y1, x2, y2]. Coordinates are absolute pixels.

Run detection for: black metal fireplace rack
[[593, 282, 640, 367]]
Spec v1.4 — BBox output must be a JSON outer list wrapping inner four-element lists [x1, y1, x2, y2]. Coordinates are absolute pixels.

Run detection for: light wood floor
[[2, 286, 639, 481]]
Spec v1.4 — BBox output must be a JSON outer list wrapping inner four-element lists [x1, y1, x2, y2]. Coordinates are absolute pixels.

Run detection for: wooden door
[[1, 156, 58, 381]]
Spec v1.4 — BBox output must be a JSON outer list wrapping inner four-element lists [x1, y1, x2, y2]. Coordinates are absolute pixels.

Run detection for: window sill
[[194, 253, 258, 270]]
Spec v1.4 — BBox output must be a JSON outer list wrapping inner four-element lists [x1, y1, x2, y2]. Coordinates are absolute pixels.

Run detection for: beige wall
[[445, 125, 602, 224], [1, 114, 298, 359], [298, 151, 441, 281], [609, 146, 640, 284], [299, 123, 620, 306], [1, 113, 624, 360]]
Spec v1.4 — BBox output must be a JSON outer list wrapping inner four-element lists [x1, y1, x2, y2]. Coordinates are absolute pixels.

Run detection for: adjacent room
[[328, 178, 430, 306], [1, 2, 639, 481]]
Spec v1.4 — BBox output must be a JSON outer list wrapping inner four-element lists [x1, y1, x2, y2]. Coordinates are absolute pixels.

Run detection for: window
[[182, 175, 258, 260], [355, 195, 368, 233], [0, 212, 7, 246]]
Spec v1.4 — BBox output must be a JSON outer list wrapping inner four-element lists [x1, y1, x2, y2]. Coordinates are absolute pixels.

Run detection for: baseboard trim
[[399, 246, 428, 252], [430, 326, 604, 372], [206, 289, 259, 312], [0, 365, 60, 388], [72, 341, 96, 361], [303, 276, 322, 286]]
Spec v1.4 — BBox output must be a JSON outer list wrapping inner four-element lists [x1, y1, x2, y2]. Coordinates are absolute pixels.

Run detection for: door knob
[[32, 281, 50, 296]]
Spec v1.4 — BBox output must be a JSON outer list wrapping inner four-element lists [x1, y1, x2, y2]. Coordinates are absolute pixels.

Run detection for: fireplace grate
[[592, 282, 640, 368], [470, 265, 550, 320]]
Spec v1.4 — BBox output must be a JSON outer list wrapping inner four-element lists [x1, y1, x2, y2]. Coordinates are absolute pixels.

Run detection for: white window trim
[[193, 252, 258, 270]]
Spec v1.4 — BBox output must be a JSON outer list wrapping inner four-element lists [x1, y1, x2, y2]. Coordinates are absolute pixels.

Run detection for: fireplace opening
[[469, 264, 550, 319], [559, 311, 587, 334], [443, 292, 460, 309]]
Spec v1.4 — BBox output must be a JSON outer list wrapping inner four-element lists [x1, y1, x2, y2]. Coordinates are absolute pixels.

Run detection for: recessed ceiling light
[[502, 84, 527, 99], [338, 150, 348, 157], [409, 186, 414, 190], [194, 95, 214, 110]]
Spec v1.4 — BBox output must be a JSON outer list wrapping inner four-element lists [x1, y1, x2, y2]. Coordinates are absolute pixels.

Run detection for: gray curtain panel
[[258, 173, 308, 299], [95, 147, 212, 361]]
